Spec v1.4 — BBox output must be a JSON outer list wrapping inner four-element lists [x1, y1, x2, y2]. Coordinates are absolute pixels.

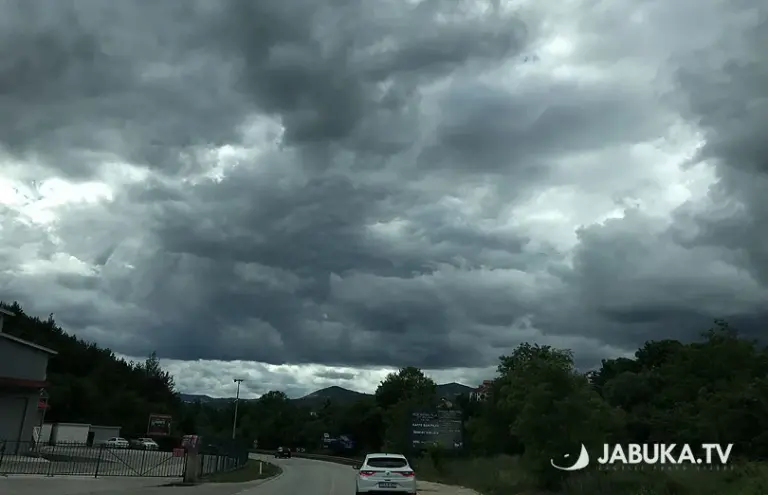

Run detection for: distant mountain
[[179, 382, 473, 407], [179, 393, 235, 406], [179, 393, 213, 403], [294, 385, 368, 405], [436, 382, 473, 398]]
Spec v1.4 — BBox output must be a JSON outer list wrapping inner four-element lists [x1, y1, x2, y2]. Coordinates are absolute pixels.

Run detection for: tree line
[[4, 302, 768, 490]]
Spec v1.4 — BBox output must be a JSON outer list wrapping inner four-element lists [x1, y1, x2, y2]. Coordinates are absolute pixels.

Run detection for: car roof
[[365, 453, 407, 459]]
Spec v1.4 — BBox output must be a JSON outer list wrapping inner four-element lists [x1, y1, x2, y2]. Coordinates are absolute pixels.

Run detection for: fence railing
[[251, 448, 361, 466], [0, 440, 245, 478]]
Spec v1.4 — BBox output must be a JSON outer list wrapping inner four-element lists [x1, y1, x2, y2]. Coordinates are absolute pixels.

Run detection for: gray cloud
[[2, 0, 767, 396]]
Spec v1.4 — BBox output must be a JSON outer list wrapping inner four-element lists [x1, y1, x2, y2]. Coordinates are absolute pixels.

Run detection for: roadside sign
[[147, 413, 172, 436]]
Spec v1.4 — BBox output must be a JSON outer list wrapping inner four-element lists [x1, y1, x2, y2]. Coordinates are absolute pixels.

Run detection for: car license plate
[[378, 482, 397, 488]]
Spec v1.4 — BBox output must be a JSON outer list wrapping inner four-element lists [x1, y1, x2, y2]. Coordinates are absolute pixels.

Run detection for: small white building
[[37, 422, 122, 446], [49, 423, 90, 445], [470, 380, 493, 401], [34, 422, 53, 444], [88, 425, 121, 446]]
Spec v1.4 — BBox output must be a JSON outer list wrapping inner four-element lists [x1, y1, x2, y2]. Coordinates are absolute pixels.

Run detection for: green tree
[[375, 366, 437, 410], [497, 344, 623, 489]]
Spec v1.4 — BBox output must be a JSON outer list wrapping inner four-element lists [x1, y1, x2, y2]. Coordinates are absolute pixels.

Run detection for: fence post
[[183, 449, 201, 483], [0, 440, 5, 471], [259, 460, 263, 475], [46, 443, 54, 477], [94, 445, 102, 478]]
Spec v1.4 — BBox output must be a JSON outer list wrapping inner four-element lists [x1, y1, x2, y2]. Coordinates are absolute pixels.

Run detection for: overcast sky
[[2, 0, 766, 399]]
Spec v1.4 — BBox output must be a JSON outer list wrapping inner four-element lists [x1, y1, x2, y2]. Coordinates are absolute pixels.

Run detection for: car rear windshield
[[367, 457, 408, 468]]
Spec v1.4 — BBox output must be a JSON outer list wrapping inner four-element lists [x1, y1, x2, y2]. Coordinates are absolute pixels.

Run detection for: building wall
[[51, 423, 90, 445], [89, 426, 121, 446], [0, 339, 48, 382], [35, 423, 53, 444], [0, 391, 38, 455]]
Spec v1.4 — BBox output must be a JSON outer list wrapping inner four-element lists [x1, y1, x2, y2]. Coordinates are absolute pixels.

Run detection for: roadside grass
[[204, 459, 281, 483], [413, 455, 768, 494]]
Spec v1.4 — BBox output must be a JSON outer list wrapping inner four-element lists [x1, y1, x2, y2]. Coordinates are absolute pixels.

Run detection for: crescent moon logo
[[550, 444, 590, 471]]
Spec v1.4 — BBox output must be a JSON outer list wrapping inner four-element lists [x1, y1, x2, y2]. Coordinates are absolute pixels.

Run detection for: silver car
[[131, 437, 159, 450]]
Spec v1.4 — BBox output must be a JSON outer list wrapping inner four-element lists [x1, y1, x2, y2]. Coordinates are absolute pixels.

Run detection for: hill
[[290, 382, 473, 404], [179, 393, 233, 406], [293, 385, 368, 405], [180, 382, 474, 407], [436, 382, 473, 397]]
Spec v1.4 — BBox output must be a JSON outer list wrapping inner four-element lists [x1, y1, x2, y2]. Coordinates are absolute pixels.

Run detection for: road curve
[[244, 454, 356, 494], [243, 454, 480, 495]]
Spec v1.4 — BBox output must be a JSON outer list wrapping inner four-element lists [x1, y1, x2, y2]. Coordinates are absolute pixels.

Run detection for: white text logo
[[551, 443, 733, 471]]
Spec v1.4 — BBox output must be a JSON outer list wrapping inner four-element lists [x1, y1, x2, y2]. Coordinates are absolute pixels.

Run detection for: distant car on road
[[355, 452, 417, 494], [131, 437, 159, 450], [104, 437, 130, 449], [275, 446, 291, 458]]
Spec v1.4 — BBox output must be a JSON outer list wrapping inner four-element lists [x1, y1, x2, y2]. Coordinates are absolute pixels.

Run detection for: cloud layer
[[2, 0, 766, 396]]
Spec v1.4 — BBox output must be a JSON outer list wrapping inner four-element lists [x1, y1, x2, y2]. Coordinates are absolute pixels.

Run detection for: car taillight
[[359, 470, 377, 476], [400, 471, 414, 476]]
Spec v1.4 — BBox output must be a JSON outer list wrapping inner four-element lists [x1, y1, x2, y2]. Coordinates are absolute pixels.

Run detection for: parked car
[[104, 437, 130, 449], [354, 453, 416, 494], [275, 446, 291, 458], [130, 437, 159, 450]]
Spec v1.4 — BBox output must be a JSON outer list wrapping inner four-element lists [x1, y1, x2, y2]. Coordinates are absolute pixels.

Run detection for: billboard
[[410, 410, 463, 449], [147, 414, 172, 436], [322, 433, 355, 451]]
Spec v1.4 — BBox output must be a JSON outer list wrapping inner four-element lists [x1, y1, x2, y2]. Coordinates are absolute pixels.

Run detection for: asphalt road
[[241, 454, 356, 494], [0, 453, 476, 495], [239, 455, 476, 494]]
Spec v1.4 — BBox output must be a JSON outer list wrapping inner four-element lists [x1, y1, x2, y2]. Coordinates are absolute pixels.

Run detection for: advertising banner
[[147, 413, 172, 436], [410, 410, 463, 449]]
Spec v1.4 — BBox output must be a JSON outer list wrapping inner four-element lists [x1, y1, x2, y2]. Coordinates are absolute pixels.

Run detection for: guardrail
[[251, 449, 362, 466]]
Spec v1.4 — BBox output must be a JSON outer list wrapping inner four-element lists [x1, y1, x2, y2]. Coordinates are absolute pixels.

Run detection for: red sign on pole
[[147, 414, 172, 436]]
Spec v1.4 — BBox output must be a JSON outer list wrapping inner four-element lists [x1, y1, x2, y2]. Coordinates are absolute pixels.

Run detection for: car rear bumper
[[356, 489, 416, 494], [357, 478, 417, 493]]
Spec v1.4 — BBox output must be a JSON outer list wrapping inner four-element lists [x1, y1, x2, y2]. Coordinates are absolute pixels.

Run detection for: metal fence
[[251, 448, 360, 465], [0, 440, 245, 478], [199, 437, 250, 470]]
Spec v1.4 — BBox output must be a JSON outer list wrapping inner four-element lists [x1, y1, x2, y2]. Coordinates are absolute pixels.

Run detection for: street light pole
[[232, 379, 244, 439], [37, 388, 49, 452]]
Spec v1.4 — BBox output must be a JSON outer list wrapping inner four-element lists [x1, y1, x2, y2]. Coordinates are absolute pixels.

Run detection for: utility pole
[[232, 378, 244, 439]]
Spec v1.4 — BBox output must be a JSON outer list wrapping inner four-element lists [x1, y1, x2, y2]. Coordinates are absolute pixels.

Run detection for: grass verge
[[413, 455, 768, 494], [204, 459, 282, 483]]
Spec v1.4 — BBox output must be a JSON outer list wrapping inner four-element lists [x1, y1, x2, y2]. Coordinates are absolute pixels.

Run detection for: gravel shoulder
[[419, 479, 482, 494]]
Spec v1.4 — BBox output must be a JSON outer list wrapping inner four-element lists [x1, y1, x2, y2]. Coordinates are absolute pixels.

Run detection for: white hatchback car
[[355, 453, 417, 494], [104, 437, 130, 449]]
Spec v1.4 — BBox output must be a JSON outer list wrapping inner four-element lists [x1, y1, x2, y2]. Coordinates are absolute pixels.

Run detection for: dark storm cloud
[[213, 0, 528, 148], [316, 370, 356, 381], [673, 14, 768, 286], [424, 78, 671, 174], [0, 0, 247, 178], [4, 0, 768, 380]]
